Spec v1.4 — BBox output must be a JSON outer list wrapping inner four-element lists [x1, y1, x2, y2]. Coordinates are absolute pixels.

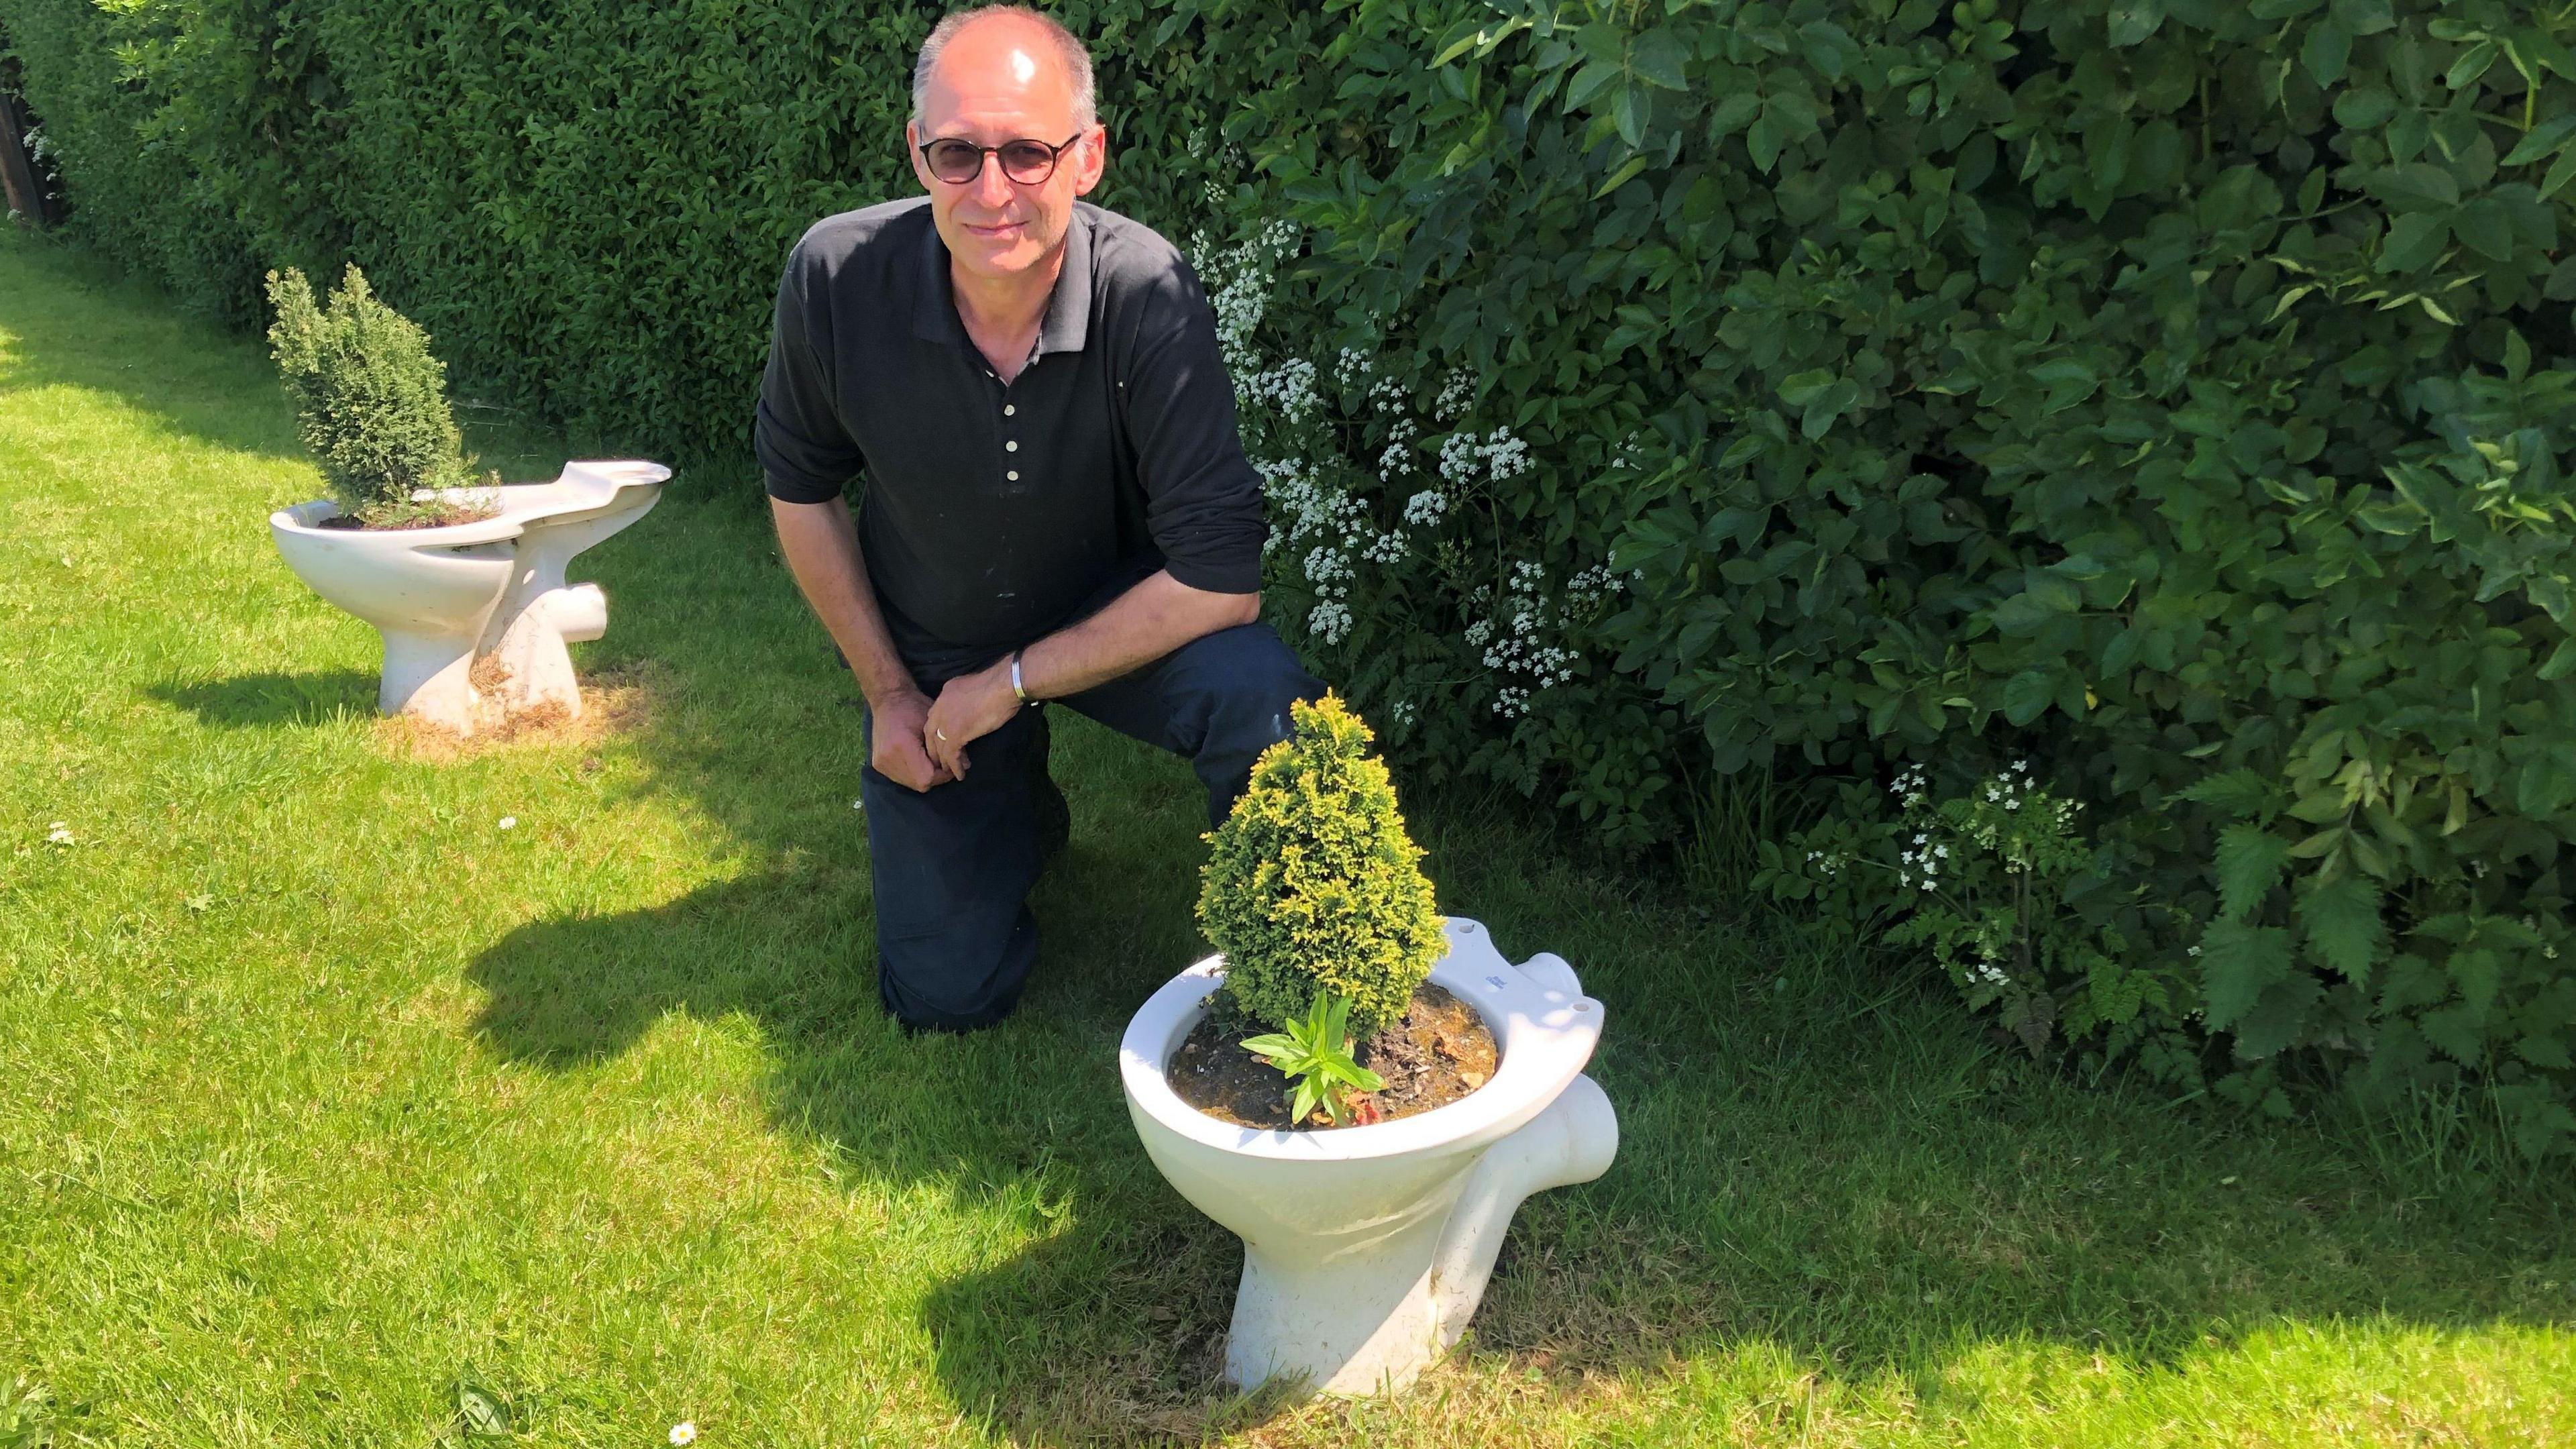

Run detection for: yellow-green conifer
[[1197, 693, 1443, 1037]]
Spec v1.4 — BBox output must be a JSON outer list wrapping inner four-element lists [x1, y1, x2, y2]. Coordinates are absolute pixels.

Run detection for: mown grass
[[2, 226, 2572, 1447]]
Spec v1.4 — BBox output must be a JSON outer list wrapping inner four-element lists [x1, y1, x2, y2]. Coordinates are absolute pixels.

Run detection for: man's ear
[[1072, 122, 1109, 197], [905, 117, 935, 193]]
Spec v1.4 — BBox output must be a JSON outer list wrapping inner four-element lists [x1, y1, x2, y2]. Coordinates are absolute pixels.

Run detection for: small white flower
[[498, 816, 517, 830], [47, 821, 72, 846], [670, 1424, 697, 1447], [853, 798, 864, 811]]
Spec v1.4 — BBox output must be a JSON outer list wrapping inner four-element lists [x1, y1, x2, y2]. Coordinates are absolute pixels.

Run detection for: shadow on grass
[[144, 669, 378, 729], [14, 258, 2479, 1442], [454, 474, 2576, 1440], [0, 233, 309, 464]]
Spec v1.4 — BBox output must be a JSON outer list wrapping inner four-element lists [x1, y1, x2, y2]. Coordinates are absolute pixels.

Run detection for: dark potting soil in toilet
[[1167, 981, 1500, 1130]]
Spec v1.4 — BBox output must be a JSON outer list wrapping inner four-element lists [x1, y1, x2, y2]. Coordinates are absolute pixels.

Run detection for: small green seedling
[[1240, 991, 1386, 1127]]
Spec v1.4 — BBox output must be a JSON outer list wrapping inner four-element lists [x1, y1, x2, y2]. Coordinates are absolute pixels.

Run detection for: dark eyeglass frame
[[917, 131, 1087, 186]]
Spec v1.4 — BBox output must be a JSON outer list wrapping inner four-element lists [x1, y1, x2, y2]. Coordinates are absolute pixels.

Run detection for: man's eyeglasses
[[918, 133, 1085, 186]]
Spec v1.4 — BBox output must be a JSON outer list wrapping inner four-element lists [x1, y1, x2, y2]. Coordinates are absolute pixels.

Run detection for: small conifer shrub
[[1198, 692, 1444, 1038], [264, 264, 472, 526]]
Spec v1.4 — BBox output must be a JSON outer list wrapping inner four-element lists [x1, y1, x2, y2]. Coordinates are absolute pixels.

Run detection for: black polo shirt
[[755, 197, 1266, 671]]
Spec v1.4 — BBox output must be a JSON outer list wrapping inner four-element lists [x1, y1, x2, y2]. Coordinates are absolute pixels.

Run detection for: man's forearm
[[769, 496, 918, 705], [1020, 570, 1260, 700]]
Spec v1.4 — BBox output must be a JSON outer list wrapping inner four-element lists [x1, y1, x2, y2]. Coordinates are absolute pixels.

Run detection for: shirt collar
[[909, 203, 1095, 358]]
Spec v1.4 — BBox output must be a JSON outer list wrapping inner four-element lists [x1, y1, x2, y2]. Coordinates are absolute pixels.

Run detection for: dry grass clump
[[375, 659, 659, 761]]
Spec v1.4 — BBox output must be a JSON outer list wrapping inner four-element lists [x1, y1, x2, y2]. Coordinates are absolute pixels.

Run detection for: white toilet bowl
[[1120, 916, 1617, 1399], [270, 460, 666, 734]]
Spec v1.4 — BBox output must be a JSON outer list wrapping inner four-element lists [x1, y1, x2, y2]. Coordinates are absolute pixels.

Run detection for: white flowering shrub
[[1188, 210, 1656, 828]]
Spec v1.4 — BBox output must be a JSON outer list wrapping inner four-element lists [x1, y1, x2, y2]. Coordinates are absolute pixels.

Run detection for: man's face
[[907, 17, 1106, 287]]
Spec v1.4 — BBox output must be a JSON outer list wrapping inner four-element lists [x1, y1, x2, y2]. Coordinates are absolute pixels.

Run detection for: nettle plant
[[265, 264, 478, 527], [1199, 693, 1444, 1075], [1768, 763, 2174, 1059]]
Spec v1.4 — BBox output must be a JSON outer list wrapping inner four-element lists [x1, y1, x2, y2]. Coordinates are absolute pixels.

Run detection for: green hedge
[[7, 0, 2573, 1153]]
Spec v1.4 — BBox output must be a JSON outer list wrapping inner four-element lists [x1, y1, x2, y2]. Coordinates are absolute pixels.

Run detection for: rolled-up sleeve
[[755, 239, 863, 504], [1121, 272, 1267, 595]]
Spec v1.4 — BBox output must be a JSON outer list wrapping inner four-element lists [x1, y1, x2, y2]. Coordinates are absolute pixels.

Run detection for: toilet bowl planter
[[269, 460, 667, 736], [1120, 916, 1617, 1400]]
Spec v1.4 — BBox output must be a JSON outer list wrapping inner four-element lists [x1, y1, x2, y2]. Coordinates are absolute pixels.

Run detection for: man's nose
[[969, 152, 1016, 209]]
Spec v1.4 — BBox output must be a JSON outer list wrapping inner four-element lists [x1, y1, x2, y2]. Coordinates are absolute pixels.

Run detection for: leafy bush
[[265, 264, 470, 523], [1199, 694, 1444, 1037], [7, 0, 2575, 1151]]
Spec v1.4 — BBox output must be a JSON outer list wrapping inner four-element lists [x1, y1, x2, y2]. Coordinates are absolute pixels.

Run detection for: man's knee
[[1189, 623, 1326, 747]]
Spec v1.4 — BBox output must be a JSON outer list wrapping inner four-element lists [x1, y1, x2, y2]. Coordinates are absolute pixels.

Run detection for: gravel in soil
[[1166, 981, 1499, 1130]]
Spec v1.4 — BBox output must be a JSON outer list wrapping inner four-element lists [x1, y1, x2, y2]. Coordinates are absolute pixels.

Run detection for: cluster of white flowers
[[1305, 544, 1354, 594], [1889, 764, 1930, 810], [1437, 427, 1533, 486], [1202, 178, 1228, 210], [1565, 564, 1626, 606], [1246, 356, 1321, 425], [46, 820, 72, 847], [1369, 376, 1407, 415], [1334, 347, 1374, 386], [1191, 219, 1299, 378], [1436, 369, 1474, 421], [1608, 431, 1645, 470], [1256, 457, 1336, 555], [23, 127, 52, 163], [1388, 698, 1418, 729], [1375, 414, 1420, 482], [1805, 847, 1852, 879], [1984, 759, 2036, 810], [1403, 489, 1448, 527], [1479, 560, 1579, 717], [1258, 457, 1405, 640], [1438, 431, 1480, 486], [1898, 830, 1951, 890]]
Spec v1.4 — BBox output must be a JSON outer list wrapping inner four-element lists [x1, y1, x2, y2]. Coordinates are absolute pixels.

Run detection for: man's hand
[[924, 659, 1023, 778], [870, 688, 956, 792]]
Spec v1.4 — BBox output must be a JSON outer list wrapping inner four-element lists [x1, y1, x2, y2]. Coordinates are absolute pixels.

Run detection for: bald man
[[757, 5, 1324, 1032]]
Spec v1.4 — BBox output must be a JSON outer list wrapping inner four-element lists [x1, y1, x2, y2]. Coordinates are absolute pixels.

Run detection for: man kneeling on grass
[[756, 5, 1323, 1032]]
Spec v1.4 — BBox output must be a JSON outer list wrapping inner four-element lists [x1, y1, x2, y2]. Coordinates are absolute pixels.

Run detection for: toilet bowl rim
[[1120, 917, 1603, 1163], [267, 459, 670, 546]]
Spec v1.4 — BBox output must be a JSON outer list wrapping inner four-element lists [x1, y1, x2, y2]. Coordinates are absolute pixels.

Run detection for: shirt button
[[1007, 470, 1020, 481], [1006, 440, 1018, 451], [1004, 405, 1016, 416]]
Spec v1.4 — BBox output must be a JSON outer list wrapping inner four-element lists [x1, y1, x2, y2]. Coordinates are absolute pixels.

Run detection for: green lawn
[[2, 226, 2572, 1448]]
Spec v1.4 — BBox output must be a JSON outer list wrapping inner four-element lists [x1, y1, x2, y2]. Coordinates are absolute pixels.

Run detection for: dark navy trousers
[[858, 622, 1324, 1032]]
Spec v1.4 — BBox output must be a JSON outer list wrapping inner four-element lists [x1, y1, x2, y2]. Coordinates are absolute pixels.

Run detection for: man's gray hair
[[912, 5, 1098, 130]]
